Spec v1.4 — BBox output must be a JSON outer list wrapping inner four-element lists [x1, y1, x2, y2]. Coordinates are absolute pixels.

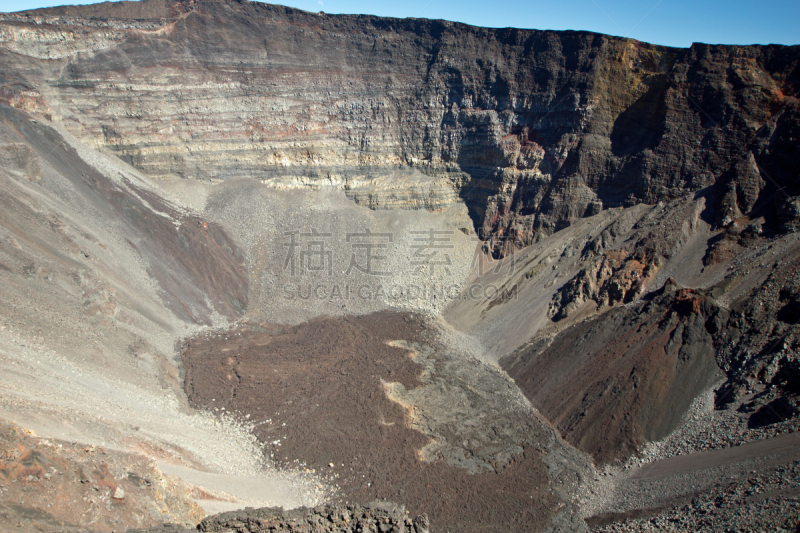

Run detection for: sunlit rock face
[[1, 0, 797, 245]]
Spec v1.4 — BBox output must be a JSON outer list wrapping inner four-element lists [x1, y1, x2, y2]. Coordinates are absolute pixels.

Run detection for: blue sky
[[1, 0, 798, 48]]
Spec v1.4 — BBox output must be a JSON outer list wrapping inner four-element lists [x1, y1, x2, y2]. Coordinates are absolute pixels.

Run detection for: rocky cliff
[[1, 0, 797, 248]]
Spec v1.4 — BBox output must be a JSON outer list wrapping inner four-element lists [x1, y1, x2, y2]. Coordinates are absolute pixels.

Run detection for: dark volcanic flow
[[180, 312, 569, 532]]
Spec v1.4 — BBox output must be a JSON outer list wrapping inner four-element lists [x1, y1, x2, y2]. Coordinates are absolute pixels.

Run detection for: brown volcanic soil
[[502, 280, 723, 465], [180, 311, 562, 532]]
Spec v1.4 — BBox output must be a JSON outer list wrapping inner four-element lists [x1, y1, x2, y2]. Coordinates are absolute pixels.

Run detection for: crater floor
[[179, 311, 588, 532]]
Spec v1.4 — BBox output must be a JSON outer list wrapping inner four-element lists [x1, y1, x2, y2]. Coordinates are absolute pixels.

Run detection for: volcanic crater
[[0, 0, 798, 531]]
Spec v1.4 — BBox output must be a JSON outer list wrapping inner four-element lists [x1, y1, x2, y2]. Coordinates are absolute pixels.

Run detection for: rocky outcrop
[[710, 251, 800, 425], [1, 0, 797, 245], [547, 249, 658, 320], [131, 502, 430, 533], [500, 226, 800, 465]]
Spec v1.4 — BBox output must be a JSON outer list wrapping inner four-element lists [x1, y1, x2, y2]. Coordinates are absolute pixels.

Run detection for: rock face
[[547, 249, 657, 321], [710, 251, 800, 426], [131, 502, 430, 533], [1, 0, 798, 245]]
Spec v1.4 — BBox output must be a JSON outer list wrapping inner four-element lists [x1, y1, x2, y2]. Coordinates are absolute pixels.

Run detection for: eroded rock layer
[[1, 0, 798, 243]]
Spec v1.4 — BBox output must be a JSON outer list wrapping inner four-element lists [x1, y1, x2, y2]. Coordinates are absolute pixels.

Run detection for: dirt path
[[632, 432, 800, 481], [591, 431, 800, 520]]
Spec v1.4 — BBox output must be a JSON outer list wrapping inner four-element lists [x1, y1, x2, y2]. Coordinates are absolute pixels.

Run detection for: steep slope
[[502, 280, 724, 463], [446, 191, 800, 459], [0, 100, 322, 528], [440, 197, 799, 529]]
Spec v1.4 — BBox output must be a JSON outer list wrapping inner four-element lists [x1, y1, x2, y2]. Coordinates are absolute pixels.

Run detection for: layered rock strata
[[0, 0, 797, 244]]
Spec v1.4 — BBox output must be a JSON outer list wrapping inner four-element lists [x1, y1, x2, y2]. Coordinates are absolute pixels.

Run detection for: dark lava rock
[[180, 312, 571, 532], [129, 503, 429, 533]]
